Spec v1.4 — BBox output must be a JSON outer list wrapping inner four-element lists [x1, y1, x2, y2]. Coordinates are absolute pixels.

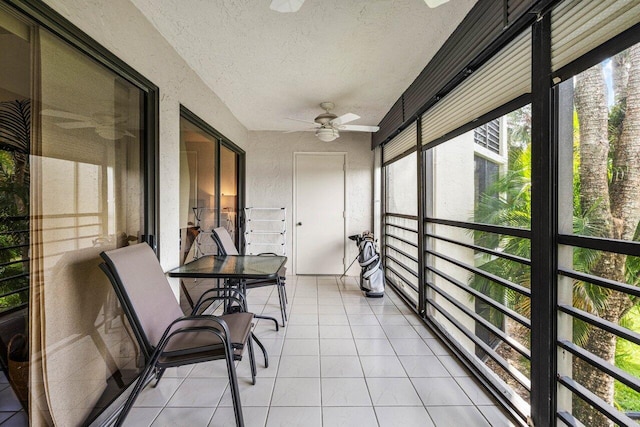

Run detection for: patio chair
[[99, 243, 256, 427], [212, 227, 288, 327]]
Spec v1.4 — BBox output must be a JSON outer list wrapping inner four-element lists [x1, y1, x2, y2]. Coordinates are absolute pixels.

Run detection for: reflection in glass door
[[0, 5, 154, 426], [179, 116, 218, 263], [178, 109, 244, 312], [220, 144, 239, 245]]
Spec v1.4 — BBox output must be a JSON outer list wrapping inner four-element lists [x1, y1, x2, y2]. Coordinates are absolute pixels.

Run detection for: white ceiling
[[130, 0, 476, 132]]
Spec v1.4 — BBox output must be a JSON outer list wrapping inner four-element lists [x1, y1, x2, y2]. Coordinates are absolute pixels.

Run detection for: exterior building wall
[[430, 132, 476, 350]]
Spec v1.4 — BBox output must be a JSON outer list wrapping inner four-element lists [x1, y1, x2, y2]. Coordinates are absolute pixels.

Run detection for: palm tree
[[572, 45, 640, 427]]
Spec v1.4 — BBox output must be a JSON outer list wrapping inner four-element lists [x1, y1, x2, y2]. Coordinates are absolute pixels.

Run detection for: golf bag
[[350, 231, 384, 298]]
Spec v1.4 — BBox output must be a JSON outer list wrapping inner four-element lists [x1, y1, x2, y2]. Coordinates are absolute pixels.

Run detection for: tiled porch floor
[[0, 371, 27, 426], [125, 275, 517, 427]]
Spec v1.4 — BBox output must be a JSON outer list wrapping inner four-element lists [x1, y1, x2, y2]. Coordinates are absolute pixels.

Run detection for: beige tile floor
[[0, 275, 518, 426], [122, 275, 519, 427]]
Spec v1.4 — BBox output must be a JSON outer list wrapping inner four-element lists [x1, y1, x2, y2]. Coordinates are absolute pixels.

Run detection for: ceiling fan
[[287, 102, 379, 142], [270, 0, 449, 13], [41, 109, 135, 141]]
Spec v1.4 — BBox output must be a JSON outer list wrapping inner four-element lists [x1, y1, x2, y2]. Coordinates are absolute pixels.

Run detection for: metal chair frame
[[99, 244, 256, 427]]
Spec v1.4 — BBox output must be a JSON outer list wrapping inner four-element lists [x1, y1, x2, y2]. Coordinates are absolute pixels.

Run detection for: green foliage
[[471, 108, 533, 331], [0, 99, 30, 313], [470, 62, 640, 413], [614, 306, 640, 412], [608, 99, 626, 163]]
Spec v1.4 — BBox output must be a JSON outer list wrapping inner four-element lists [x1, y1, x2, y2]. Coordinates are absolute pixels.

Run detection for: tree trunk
[[575, 65, 612, 234], [572, 45, 640, 426], [613, 52, 629, 105], [610, 45, 640, 243], [574, 62, 616, 427]]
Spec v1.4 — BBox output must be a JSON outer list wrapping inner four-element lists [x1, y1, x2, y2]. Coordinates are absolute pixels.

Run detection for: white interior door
[[295, 153, 345, 274]]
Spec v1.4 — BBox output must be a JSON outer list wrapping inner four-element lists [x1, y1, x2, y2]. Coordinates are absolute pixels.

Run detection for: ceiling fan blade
[[94, 127, 136, 140], [286, 117, 319, 125], [283, 128, 317, 133], [338, 124, 380, 132], [424, 0, 450, 8], [41, 109, 92, 122], [330, 113, 360, 126], [270, 0, 305, 13], [55, 121, 96, 129]]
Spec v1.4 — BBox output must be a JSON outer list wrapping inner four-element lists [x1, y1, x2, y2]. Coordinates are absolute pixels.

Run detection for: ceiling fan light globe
[[270, 0, 305, 13], [315, 127, 338, 142], [424, 0, 450, 8]]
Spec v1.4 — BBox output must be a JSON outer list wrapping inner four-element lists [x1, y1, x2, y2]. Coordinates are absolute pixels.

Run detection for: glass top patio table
[[167, 255, 287, 280]]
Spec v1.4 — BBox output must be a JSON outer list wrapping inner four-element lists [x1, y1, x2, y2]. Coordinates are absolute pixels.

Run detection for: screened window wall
[[424, 105, 532, 417], [555, 39, 640, 427], [380, 1, 640, 425], [383, 123, 419, 307]]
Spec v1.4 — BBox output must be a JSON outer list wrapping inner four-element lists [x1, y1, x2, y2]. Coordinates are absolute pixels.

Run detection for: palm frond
[[0, 99, 30, 154]]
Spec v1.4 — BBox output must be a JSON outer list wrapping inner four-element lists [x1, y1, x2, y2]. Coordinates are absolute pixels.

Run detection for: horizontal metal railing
[[385, 243, 418, 264], [431, 282, 531, 359], [557, 340, 640, 395], [384, 233, 418, 248], [385, 264, 419, 293], [0, 272, 28, 285], [384, 254, 418, 278], [0, 242, 29, 252], [0, 258, 28, 269], [427, 297, 532, 391], [426, 247, 531, 297], [0, 285, 29, 300], [385, 222, 418, 234], [559, 268, 640, 298], [427, 265, 531, 327], [384, 213, 420, 302], [557, 376, 636, 426], [558, 305, 640, 346], [425, 217, 531, 239], [422, 217, 533, 420], [426, 231, 531, 266], [553, 235, 640, 425], [0, 216, 29, 316], [558, 234, 640, 257]]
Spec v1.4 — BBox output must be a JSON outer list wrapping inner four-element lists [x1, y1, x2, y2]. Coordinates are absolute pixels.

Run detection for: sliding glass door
[[0, 3, 157, 426], [178, 108, 244, 310]]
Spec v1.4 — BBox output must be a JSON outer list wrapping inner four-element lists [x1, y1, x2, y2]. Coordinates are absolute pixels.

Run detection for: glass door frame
[[1, 2, 159, 425], [179, 106, 245, 250], [4, 0, 159, 252]]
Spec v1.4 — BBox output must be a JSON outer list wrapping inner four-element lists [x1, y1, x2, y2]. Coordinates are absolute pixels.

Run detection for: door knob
[[297, 222, 302, 226]]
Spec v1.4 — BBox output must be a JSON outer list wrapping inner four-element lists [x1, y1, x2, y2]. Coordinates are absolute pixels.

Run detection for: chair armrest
[[191, 287, 247, 315], [154, 314, 233, 355]]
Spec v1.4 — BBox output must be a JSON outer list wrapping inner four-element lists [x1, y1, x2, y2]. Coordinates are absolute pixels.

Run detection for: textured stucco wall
[[42, 0, 250, 273], [246, 131, 374, 276]]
